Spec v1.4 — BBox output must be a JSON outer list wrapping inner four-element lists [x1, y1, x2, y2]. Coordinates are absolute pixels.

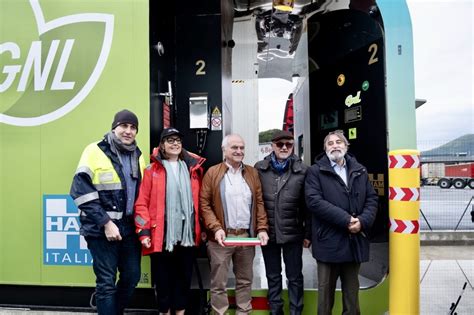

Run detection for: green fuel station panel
[[0, 0, 150, 287]]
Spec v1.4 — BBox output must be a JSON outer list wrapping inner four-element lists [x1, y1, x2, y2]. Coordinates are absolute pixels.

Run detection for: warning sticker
[[211, 106, 222, 131], [212, 107, 221, 116], [348, 128, 357, 140]]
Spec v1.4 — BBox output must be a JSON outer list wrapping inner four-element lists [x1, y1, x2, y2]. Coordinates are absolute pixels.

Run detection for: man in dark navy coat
[[305, 130, 378, 315]]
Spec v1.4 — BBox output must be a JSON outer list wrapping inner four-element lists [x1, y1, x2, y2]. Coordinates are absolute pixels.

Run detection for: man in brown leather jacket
[[200, 134, 269, 315]]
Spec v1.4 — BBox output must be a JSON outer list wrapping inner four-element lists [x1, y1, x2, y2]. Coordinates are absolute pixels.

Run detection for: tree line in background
[[259, 129, 280, 143]]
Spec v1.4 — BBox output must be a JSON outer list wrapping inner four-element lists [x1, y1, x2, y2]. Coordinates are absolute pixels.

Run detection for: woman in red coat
[[134, 127, 205, 315]]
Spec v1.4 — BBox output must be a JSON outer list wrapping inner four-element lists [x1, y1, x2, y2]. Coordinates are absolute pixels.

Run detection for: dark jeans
[[317, 261, 360, 315], [86, 232, 141, 315], [151, 245, 195, 312], [261, 241, 304, 315]]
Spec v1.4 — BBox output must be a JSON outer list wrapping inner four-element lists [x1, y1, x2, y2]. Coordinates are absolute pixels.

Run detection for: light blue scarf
[[162, 160, 195, 251]]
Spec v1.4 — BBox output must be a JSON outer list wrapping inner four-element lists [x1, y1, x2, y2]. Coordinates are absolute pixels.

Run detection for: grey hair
[[323, 130, 350, 149], [221, 134, 244, 149]]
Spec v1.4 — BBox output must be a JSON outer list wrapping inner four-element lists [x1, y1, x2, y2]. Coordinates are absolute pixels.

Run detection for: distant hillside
[[422, 134, 474, 156], [259, 129, 280, 143]]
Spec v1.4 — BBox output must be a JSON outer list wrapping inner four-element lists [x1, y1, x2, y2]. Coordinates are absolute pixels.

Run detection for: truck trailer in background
[[422, 162, 474, 189], [441, 163, 474, 189], [421, 163, 445, 186]]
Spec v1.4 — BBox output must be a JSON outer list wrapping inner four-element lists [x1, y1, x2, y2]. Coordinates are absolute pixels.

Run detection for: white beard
[[326, 149, 346, 163]]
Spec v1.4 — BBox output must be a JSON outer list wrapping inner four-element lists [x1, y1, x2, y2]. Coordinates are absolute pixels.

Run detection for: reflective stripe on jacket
[[70, 138, 146, 237]]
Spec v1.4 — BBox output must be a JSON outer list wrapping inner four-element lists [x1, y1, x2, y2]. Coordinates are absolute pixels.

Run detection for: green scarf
[[162, 160, 195, 251]]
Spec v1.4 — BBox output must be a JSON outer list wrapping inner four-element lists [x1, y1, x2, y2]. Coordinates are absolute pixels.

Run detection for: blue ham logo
[[43, 195, 92, 265]]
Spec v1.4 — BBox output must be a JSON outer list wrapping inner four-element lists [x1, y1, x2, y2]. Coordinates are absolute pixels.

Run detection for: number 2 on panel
[[196, 60, 206, 75], [368, 43, 378, 65]]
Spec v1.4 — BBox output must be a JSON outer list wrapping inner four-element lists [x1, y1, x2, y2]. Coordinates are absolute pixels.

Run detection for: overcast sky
[[258, 0, 473, 150], [408, 0, 473, 150]]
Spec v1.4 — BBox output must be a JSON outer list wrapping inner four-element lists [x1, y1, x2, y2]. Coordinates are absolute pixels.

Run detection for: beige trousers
[[207, 234, 256, 315]]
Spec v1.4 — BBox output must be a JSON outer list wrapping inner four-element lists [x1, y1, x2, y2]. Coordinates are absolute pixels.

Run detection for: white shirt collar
[[330, 158, 346, 169], [225, 161, 243, 174]]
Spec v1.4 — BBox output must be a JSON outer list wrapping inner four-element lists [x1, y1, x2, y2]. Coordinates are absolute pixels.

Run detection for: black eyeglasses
[[165, 137, 182, 144], [275, 142, 294, 149]]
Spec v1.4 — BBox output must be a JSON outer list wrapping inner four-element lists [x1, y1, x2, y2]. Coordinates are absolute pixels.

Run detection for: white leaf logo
[[0, 0, 114, 126]]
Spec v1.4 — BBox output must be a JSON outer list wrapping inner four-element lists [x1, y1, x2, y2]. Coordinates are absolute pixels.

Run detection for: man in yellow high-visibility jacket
[[70, 109, 146, 315]]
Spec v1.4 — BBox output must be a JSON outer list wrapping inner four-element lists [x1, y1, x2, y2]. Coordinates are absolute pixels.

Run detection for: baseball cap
[[160, 128, 183, 142]]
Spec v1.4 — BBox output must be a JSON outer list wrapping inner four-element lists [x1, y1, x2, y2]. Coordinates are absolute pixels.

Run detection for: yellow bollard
[[388, 149, 420, 314]]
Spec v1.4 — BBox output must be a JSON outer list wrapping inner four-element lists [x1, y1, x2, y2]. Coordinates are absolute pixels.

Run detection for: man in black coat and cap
[[255, 130, 311, 315]]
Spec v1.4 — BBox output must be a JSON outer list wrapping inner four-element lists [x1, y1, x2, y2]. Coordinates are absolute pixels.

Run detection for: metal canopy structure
[[232, 0, 380, 79]]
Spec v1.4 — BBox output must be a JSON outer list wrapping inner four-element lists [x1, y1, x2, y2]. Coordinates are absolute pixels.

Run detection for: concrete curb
[[420, 231, 474, 245]]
